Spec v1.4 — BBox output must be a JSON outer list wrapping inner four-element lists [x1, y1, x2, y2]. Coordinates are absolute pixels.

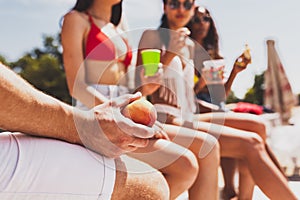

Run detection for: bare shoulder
[[63, 10, 89, 27], [139, 29, 162, 49]]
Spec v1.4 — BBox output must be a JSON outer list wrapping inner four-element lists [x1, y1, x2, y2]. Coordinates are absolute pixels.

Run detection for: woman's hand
[[139, 67, 163, 96], [194, 76, 207, 94], [168, 27, 191, 56], [233, 53, 251, 74]]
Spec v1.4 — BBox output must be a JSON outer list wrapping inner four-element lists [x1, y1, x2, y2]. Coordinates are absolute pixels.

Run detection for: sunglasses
[[168, 0, 194, 10], [193, 15, 211, 23]]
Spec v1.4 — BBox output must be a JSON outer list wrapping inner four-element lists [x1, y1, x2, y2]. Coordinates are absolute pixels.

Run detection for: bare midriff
[[85, 60, 127, 85]]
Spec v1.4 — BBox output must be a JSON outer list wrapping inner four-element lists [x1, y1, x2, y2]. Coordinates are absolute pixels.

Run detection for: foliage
[[226, 91, 241, 104], [243, 73, 265, 105], [0, 55, 9, 66], [4, 33, 71, 104]]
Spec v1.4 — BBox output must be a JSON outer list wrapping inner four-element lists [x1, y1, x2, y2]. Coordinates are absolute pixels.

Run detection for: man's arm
[[0, 63, 79, 143], [0, 63, 154, 158]]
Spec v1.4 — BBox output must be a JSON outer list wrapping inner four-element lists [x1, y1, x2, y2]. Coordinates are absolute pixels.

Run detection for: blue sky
[[0, 0, 299, 98]]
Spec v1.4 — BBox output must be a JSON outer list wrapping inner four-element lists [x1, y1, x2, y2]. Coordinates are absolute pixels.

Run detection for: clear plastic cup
[[202, 59, 225, 84], [202, 59, 226, 106]]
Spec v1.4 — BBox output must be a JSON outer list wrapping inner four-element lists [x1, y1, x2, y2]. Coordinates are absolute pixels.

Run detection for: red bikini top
[[85, 13, 132, 68]]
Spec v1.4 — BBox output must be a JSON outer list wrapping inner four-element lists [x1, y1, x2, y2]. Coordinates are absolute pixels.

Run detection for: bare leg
[[194, 121, 297, 200], [112, 157, 170, 200], [215, 112, 285, 175], [128, 139, 199, 199], [221, 158, 237, 200], [238, 159, 255, 200], [163, 123, 220, 200], [197, 112, 286, 184], [265, 143, 286, 175]]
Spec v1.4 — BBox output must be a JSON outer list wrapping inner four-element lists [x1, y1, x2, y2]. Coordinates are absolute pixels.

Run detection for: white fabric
[[264, 40, 295, 124], [158, 56, 196, 121], [76, 84, 129, 110], [154, 104, 182, 118], [0, 132, 116, 200]]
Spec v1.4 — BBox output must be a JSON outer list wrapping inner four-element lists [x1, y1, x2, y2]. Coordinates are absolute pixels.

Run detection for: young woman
[[61, 0, 220, 199], [136, 1, 297, 200], [191, 8, 251, 107], [189, 6, 288, 199]]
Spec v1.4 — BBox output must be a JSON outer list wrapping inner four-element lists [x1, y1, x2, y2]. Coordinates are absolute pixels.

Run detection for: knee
[[112, 157, 170, 200], [136, 171, 170, 200], [114, 169, 170, 200], [249, 116, 268, 141], [242, 133, 265, 158], [198, 134, 220, 163], [259, 123, 267, 141], [176, 149, 199, 181]]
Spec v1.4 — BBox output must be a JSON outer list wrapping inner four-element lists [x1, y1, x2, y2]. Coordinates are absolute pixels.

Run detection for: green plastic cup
[[141, 49, 161, 76]]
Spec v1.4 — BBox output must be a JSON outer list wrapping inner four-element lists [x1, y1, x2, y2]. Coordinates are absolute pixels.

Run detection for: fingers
[[86, 86, 109, 103], [177, 27, 191, 35], [111, 92, 142, 107], [115, 112, 156, 139], [168, 38, 187, 55], [105, 145, 138, 158], [140, 69, 163, 86], [129, 92, 142, 102], [153, 121, 170, 140], [153, 130, 170, 140], [139, 67, 145, 78], [125, 145, 138, 153], [109, 138, 147, 157], [129, 137, 149, 148]]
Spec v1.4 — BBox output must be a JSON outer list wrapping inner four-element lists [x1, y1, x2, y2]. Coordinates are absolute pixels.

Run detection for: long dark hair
[[189, 6, 222, 59], [72, 0, 93, 12], [159, 0, 194, 48], [158, 0, 170, 47], [71, 0, 122, 26]]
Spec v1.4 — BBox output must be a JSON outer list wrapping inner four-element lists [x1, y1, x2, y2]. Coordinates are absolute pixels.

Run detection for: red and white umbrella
[[264, 40, 295, 124]]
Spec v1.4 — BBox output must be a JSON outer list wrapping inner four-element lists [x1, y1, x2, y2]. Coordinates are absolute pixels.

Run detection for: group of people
[[0, 0, 297, 200]]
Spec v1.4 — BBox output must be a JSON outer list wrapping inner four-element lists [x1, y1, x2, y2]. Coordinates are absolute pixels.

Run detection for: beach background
[[0, 0, 299, 99]]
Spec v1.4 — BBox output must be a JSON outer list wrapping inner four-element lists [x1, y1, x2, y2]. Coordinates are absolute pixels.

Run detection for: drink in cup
[[235, 44, 252, 67], [202, 59, 226, 107], [141, 49, 161, 76], [202, 59, 225, 84]]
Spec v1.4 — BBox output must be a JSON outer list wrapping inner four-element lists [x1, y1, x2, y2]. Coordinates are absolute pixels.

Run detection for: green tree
[[18, 55, 70, 103], [226, 91, 240, 104], [10, 34, 71, 104], [0, 55, 9, 66], [243, 73, 265, 105]]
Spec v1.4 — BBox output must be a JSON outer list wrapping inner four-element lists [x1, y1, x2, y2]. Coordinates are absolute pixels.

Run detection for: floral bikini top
[[85, 13, 132, 68]]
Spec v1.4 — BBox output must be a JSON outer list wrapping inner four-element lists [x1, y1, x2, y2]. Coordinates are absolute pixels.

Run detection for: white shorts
[[76, 84, 129, 110], [0, 132, 116, 200]]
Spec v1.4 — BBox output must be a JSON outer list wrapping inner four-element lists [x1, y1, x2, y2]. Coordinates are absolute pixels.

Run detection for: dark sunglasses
[[168, 0, 194, 10], [193, 15, 211, 23]]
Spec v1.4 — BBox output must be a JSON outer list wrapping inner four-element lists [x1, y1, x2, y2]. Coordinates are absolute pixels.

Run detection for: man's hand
[[152, 121, 170, 140], [74, 93, 156, 158]]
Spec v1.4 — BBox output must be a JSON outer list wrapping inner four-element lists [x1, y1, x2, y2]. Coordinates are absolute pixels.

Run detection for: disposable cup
[[141, 49, 161, 76], [202, 59, 225, 84]]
